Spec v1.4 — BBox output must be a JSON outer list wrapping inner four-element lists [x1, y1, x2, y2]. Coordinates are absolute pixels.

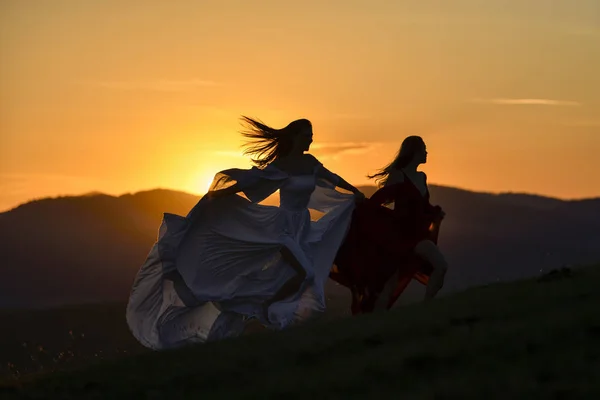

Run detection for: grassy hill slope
[[2, 264, 599, 398]]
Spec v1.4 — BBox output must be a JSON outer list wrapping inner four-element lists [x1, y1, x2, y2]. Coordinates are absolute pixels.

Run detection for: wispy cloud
[[471, 98, 582, 107], [311, 142, 378, 157], [311, 142, 383, 161], [78, 79, 222, 92], [213, 142, 380, 161]]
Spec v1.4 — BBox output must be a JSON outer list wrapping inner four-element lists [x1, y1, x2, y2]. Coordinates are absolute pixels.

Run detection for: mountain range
[[1, 186, 599, 308]]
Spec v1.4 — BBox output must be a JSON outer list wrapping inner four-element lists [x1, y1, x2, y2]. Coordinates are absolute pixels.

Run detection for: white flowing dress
[[126, 162, 356, 349]]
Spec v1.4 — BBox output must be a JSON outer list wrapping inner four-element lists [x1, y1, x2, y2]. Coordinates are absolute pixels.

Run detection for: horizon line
[[2, 185, 598, 214]]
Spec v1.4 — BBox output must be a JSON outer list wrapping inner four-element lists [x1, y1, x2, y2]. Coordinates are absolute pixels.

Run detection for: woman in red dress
[[332, 136, 448, 314]]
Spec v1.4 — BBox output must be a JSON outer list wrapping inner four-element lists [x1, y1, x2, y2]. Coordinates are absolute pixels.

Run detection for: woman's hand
[[431, 205, 445, 220], [437, 208, 446, 219]]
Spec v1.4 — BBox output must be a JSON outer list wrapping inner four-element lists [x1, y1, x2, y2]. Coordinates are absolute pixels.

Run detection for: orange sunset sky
[[1, 0, 599, 212]]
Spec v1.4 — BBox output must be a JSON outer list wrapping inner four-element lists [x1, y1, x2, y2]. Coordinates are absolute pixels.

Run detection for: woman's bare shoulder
[[303, 153, 320, 165]]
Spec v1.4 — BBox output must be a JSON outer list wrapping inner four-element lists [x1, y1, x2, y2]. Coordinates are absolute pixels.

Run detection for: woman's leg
[[414, 240, 448, 300], [373, 270, 400, 311]]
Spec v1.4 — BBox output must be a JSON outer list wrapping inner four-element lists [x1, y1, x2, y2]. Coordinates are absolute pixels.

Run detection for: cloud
[[471, 98, 581, 107], [311, 142, 382, 160], [311, 142, 376, 156], [79, 79, 221, 92], [213, 142, 380, 161]]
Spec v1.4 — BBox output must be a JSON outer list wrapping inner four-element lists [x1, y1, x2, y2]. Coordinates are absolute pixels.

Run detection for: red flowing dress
[[331, 171, 443, 314]]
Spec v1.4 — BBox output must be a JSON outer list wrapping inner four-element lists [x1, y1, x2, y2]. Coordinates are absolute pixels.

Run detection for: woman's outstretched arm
[[337, 176, 363, 196], [308, 154, 364, 199]]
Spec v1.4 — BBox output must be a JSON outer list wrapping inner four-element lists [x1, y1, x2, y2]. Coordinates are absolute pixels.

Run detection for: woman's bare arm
[[307, 154, 364, 198], [337, 177, 363, 196]]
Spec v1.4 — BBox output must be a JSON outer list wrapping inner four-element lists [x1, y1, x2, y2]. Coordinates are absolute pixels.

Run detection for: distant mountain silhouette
[[1, 186, 599, 308]]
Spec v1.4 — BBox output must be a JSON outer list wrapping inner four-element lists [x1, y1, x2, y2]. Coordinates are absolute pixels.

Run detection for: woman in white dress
[[126, 117, 365, 349]]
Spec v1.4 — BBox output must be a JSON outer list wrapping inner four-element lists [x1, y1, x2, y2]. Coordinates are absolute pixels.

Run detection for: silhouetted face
[[415, 142, 428, 164], [295, 126, 314, 152]]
